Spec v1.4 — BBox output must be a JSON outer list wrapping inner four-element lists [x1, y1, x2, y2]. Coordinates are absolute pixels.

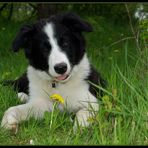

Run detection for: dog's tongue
[[56, 75, 67, 81]]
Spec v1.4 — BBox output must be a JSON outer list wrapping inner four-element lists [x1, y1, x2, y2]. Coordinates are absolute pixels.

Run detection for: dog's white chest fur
[[27, 54, 98, 113]]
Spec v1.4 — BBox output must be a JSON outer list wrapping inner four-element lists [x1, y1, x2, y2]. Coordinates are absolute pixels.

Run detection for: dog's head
[[12, 12, 93, 82]]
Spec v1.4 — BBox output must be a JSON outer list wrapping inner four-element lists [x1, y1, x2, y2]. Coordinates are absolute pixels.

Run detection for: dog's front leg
[[1, 99, 51, 133]]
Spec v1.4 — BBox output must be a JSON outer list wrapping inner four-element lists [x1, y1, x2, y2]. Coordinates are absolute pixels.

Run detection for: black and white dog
[[1, 12, 106, 133]]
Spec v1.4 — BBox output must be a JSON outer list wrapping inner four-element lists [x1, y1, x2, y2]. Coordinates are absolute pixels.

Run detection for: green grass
[[0, 15, 148, 145]]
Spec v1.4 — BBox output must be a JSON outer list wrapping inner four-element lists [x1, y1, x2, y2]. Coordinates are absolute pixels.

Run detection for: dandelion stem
[[50, 103, 56, 129]]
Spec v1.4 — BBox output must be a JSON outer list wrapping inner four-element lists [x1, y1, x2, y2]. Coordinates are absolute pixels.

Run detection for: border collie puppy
[[1, 12, 106, 133]]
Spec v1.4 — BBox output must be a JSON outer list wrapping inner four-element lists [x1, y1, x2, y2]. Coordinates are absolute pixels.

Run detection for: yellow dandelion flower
[[50, 94, 64, 104]]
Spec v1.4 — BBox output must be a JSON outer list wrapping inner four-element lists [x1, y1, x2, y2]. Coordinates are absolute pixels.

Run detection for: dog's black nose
[[54, 63, 67, 74]]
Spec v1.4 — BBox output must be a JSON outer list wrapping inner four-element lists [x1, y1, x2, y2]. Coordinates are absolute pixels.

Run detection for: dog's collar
[[51, 79, 69, 88], [52, 80, 57, 88]]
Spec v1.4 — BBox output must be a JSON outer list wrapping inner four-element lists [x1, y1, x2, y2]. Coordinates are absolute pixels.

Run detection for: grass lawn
[[0, 15, 148, 145]]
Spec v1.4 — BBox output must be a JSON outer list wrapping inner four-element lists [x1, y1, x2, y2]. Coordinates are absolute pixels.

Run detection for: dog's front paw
[[73, 116, 90, 134], [73, 109, 94, 133], [1, 107, 20, 134]]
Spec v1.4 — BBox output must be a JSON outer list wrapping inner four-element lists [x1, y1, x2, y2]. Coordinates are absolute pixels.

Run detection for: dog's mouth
[[47, 70, 72, 83], [55, 74, 70, 81]]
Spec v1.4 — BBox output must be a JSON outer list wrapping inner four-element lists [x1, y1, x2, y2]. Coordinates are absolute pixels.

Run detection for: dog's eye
[[60, 36, 70, 49], [42, 41, 51, 52], [62, 41, 69, 48], [43, 48, 49, 52]]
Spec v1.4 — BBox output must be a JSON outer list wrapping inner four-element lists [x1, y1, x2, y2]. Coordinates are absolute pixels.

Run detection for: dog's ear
[[61, 12, 93, 32], [12, 24, 34, 52]]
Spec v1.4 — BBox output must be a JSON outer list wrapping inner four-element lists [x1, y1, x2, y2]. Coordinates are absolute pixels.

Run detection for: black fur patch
[[12, 12, 93, 71], [86, 66, 107, 98], [2, 73, 29, 94]]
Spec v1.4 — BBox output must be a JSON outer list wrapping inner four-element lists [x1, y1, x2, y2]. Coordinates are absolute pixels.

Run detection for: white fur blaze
[[44, 23, 71, 77]]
